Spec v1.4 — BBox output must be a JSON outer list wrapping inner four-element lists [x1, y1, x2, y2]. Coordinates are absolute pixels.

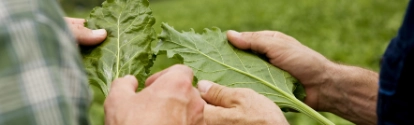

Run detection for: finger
[[69, 23, 107, 46], [109, 75, 138, 96], [197, 80, 238, 107], [145, 68, 169, 87], [189, 89, 207, 125], [145, 64, 193, 87], [228, 30, 300, 45], [227, 30, 297, 55], [252, 30, 300, 44], [65, 17, 107, 45]]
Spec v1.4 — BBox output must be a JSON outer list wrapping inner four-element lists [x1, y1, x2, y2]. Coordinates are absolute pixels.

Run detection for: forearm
[[320, 64, 379, 125]]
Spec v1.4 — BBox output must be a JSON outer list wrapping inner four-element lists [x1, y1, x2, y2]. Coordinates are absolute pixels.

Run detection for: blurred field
[[63, 0, 409, 124], [66, 0, 408, 71]]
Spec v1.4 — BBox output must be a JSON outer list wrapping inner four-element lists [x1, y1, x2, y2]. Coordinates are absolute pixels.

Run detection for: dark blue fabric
[[378, 0, 414, 124]]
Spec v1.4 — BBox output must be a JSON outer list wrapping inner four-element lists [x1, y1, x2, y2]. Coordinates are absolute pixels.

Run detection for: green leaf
[[156, 23, 334, 125], [82, 0, 156, 96]]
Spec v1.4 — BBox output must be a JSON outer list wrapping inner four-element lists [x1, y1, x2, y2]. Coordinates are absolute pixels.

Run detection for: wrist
[[304, 61, 352, 112], [316, 63, 347, 112], [316, 64, 379, 124], [301, 60, 336, 111]]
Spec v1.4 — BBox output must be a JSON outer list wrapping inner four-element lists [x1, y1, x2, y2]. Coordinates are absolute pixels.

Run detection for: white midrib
[[115, 13, 122, 78]]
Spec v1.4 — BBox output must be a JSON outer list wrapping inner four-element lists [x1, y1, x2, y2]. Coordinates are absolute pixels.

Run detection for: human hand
[[64, 17, 107, 46], [227, 31, 379, 125], [226, 30, 334, 111], [104, 65, 206, 125], [198, 80, 289, 125]]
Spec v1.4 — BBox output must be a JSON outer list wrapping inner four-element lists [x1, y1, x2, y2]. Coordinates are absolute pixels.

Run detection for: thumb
[[197, 80, 237, 107], [227, 30, 299, 55], [227, 30, 273, 55], [74, 27, 107, 46], [67, 21, 107, 46]]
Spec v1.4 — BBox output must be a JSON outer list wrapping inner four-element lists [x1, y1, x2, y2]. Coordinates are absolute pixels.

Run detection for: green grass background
[[63, 0, 409, 124]]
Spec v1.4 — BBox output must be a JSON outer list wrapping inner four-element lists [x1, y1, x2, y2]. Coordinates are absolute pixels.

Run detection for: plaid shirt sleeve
[[0, 0, 91, 125]]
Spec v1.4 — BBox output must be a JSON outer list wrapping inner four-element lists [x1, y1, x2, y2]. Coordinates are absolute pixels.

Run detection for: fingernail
[[228, 30, 241, 37], [92, 29, 107, 36], [197, 80, 213, 94]]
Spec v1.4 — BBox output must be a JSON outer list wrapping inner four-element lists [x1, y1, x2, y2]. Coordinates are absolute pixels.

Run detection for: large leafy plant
[[82, 0, 156, 95], [82, 0, 334, 124]]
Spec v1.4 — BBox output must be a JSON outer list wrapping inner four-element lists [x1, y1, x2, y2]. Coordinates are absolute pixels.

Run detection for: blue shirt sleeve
[[378, 0, 414, 124]]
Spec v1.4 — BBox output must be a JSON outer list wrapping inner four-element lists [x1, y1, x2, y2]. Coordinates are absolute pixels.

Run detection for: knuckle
[[193, 99, 205, 113], [212, 86, 226, 104], [242, 32, 265, 50], [176, 81, 193, 91], [166, 65, 194, 88], [180, 79, 194, 91], [76, 25, 84, 30], [271, 31, 285, 38], [167, 75, 193, 93], [271, 31, 300, 44], [172, 74, 193, 85], [170, 64, 193, 73], [249, 32, 262, 40]]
